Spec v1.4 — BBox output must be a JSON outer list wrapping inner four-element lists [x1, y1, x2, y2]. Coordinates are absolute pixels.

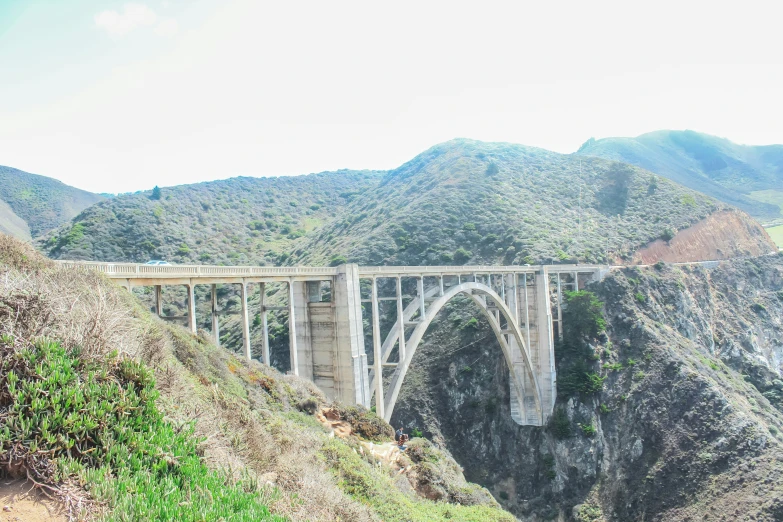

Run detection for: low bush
[[549, 408, 571, 439], [335, 405, 393, 441], [0, 336, 280, 520]]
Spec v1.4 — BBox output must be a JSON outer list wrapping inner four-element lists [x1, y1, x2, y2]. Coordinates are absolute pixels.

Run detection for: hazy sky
[[1, 1, 782, 193]]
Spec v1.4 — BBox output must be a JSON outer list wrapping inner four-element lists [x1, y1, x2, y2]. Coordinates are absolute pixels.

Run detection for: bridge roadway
[[58, 260, 612, 425]]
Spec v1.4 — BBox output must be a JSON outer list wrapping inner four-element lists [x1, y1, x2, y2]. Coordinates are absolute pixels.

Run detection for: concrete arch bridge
[[58, 261, 609, 426]]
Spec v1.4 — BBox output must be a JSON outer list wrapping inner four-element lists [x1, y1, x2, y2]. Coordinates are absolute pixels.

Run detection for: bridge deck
[[56, 260, 607, 282]]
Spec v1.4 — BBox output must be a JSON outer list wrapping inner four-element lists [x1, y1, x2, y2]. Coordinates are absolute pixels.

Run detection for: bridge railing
[[56, 261, 340, 278], [55, 260, 609, 279]]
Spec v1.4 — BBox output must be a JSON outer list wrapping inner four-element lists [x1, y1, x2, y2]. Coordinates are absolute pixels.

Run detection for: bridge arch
[[380, 281, 544, 424]]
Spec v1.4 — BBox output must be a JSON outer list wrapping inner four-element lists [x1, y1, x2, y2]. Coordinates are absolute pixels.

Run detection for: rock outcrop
[[631, 210, 775, 264]]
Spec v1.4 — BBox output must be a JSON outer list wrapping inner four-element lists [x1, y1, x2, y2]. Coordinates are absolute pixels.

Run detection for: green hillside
[[575, 130, 783, 220], [302, 139, 727, 266], [43, 139, 730, 267], [41, 171, 379, 264], [0, 165, 104, 239]]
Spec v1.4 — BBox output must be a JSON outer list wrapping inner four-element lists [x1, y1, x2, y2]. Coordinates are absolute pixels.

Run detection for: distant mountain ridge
[[575, 130, 783, 220], [0, 165, 104, 240]]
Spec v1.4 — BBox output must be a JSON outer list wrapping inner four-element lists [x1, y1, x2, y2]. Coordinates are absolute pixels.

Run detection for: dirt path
[[0, 480, 67, 522]]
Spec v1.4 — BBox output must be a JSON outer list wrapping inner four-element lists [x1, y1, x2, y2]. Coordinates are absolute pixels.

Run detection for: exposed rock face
[[392, 256, 783, 521], [632, 210, 775, 264]]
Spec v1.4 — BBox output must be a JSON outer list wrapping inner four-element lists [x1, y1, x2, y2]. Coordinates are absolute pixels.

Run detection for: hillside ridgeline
[[576, 130, 783, 221], [0, 165, 104, 240]]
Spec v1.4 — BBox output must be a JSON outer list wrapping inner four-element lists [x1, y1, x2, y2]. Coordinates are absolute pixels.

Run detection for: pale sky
[[1, 0, 782, 194]]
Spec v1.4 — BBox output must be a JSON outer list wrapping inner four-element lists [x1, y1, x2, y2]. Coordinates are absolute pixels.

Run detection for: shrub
[[411, 427, 424, 438], [542, 454, 556, 480], [485, 162, 499, 176], [549, 409, 571, 439], [578, 422, 596, 437], [562, 291, 606, 343], [599, 403, 610, 414], [453, 248, 472, 264], [335, 405, 393, 441], [634, 292, 646, 303], [460, 317, 479, 330], [558, 360, 606, 396], [329, 254, 348, 267]]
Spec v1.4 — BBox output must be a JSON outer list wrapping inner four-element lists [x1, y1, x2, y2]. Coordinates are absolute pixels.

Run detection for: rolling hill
[[0, 165, 104, 240], [42, 138, 773, 268], [575, 130, 783, 221]]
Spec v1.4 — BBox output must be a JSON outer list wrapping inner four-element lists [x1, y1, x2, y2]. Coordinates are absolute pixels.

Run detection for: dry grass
[[0, 267, 158, 361]]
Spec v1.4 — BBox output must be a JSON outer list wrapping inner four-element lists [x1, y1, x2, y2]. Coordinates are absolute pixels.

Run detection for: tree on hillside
[[151, 186, 162, 200]]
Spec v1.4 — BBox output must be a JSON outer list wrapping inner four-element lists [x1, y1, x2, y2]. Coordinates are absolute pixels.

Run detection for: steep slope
[[576, 130, 783, 220], [0, 197, 31, 240], [0, 232, 515, 521], [0, 165, 104, 239], [393, 258, 783, 521]]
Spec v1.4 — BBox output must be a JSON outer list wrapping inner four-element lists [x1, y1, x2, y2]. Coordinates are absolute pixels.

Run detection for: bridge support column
[[291, 281, 315, 380], [288, 279, 299, 375], [240, 280, 251, 360], [155, 285, 162, 316], [211, 284, 219, 347], [286, 266, 370, 406], [417, 277, 425, 321], [555, 273, 563, 341], [535, 269, 557, 419], [260, 283, 270, 365], [186, 283, 196, 334], [396, 277, 406, 362], [371, 277, 384, 418]]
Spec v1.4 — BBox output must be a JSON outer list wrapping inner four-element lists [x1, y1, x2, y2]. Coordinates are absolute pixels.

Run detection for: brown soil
[[632, 210, 776, 264], [0, 480, 67, 522], [316, 407, 353, 438]]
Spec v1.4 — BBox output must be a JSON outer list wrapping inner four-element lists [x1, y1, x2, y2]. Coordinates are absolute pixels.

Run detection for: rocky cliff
[[392, 256, 783, 521], [631, 210, 776, 264]]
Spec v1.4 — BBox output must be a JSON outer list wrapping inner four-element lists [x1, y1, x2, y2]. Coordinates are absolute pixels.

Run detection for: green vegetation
[[557, 290, 607, 398], [541, 454, 556, 480], [765, 224, 783, 248], [0, 336, 279, 521], [578, 422, 597, 437], [549, 408, 571, 439], [151, 185, 162, 200]]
